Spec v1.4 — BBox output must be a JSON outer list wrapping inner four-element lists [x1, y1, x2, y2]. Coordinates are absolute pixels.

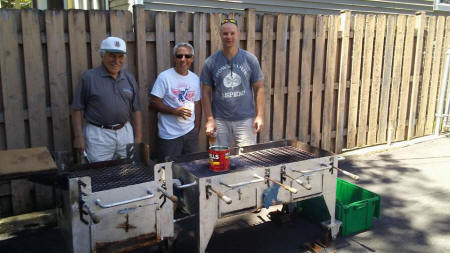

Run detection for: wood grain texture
[[396, 16, 415, 141], [377, 15, 396, 143], [155, 12, 171, 75], [89, 10, 107, 68], [68, 10, 88, 95], [175, 12, 189, 44], [367, 15, 386, 145], [245, 8, 256, 55], [347, 15, 364, 148], [357, 15, 375, 147], [310, 15, 327, 148], [387, 15, 406, 144], [260, 15, 274, 143], [273, 14, 288, 141], [286, 15, 301, 140], [299, 15, 315, 144], [425, 16, 445, 135], [407, 13, 426, 139], [321, 15, 338, 151], [45, 10, 71, 151], [336, 11, 351, 153]]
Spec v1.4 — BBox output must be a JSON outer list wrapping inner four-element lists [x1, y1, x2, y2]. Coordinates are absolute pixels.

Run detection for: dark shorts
[[157, 128, 199, 161]]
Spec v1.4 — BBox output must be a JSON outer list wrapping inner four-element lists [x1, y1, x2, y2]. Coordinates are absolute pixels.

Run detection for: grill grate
[[235, 146, 315, 167], [68, 162, 154, 192], [175, 145, 317, 178]]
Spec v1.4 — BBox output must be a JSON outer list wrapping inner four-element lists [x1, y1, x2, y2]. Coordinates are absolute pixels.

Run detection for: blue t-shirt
[[200, 49, 263, 121]]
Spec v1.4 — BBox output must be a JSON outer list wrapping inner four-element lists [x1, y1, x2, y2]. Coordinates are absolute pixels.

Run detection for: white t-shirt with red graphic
[[151, 68, 201, 139]]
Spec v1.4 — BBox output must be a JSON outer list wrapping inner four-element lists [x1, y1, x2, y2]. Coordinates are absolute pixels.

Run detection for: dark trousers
[[157, 128, 199, 162]]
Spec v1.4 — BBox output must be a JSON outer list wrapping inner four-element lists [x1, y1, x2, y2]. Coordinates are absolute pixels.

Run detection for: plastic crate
[[296, 178, 381, 236]]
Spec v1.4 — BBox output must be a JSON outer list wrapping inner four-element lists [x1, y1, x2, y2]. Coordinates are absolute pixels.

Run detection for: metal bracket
[[78, 179, 89, 225], [205, 185, 212, 199], [280, 165, 286, 183], [265, 168, 270, 187]]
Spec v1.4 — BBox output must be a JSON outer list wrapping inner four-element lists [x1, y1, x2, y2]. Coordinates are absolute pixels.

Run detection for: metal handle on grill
[[206, 185, 232, 205], [265, 177, 298, 194], [290, 165, 332, 174], [158, 186, 178, 203], [284, 173, 312, 190], [95, 189, 155, 208], [83, 204, 100, 224], [173, 179, 197, 189], [220, 174, 264, 189], [334, 167, 360, 181]]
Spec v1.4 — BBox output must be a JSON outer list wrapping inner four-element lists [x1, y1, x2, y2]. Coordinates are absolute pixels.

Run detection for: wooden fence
[[0, 7, 449, 216]]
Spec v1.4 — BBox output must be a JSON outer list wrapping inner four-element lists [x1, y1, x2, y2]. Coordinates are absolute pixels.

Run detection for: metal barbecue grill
[[56, 144, 177, 253], [172, 140, 342, 253]]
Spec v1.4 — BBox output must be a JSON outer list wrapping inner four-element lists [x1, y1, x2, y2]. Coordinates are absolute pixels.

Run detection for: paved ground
[[1, 136, 449, 253]]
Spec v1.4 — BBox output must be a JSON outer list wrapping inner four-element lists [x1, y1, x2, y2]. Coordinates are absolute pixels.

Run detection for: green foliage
[[1, 0, 33, 9]]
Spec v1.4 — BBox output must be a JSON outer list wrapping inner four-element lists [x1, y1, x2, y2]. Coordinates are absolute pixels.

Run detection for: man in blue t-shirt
[[200, 18, 264, 147]]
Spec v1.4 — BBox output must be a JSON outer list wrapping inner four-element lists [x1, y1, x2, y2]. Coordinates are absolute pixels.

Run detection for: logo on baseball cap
[[100, 36, 126, 54]]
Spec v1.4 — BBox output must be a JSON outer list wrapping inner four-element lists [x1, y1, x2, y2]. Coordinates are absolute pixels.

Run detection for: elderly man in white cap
[[71, 36, 142, 162]]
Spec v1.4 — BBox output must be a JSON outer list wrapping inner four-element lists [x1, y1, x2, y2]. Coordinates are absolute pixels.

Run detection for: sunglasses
[[175, 54, 193, 59], [221, 18, 238, 26]]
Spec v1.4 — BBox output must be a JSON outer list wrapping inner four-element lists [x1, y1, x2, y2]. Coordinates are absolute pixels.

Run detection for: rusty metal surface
[[175, 145, 316, 178], [66, 161, 154, 192], [95, 232, 160, 253]]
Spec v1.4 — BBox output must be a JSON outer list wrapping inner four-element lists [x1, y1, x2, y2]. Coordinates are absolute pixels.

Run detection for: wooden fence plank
[[45, 10, 71, 151], [21, 9, 53, 210], [357, 15, 375, 147], [245, 8, 256, 55], [377, 15, 396, 143], [435, 17, 450, 133], [110, 10, 135, 75], [299, 15, 314, 144], [89, 10, 107, 68], [0, 10, 26, 149], [347, 15, 365, 149], [134, 5, 150, 145], [286, 15, 301, 140], [0, 10, 33, 215], [68, 10, 88, 95], [416, 17, 436, 137], [408, 13, 426, 139], [425, 16, 445, 135], [260, 15, 274, 143], [175, 12, 189, 44], [21, 9, 48, 148], [321, 15, 338, 151], [396, 16, 416, 141], [388, 15, 406, 144], [336, 11, 351, 153], [210, 13, 223, 54], [273, 14, 288, 141], [310, 15, 327, 148], [194, 12, 207, 151], [155, 12, 171, 74], [367, 15, 386, 145]]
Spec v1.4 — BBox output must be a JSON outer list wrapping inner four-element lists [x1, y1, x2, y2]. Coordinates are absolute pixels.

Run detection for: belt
[[88, 121, 126, 130]]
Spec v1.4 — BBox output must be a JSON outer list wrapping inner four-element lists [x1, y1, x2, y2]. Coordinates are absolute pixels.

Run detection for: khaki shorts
[[84, 122, 134, 162], [215, 118, 256, 148]]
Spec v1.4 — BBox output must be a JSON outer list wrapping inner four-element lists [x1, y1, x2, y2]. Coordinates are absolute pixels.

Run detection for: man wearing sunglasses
[[201, 18, 264, 148], [150, 42, 201, 161]]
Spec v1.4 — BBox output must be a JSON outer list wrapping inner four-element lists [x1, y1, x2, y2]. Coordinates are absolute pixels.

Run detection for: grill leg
[[197, 178, 218, 253]]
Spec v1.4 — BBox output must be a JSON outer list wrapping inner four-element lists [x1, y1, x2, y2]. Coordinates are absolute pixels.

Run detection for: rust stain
[[95, 232, 160, 253]]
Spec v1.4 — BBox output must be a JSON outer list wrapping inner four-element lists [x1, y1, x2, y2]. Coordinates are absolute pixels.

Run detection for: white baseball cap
[[100, 36, 126, 54]]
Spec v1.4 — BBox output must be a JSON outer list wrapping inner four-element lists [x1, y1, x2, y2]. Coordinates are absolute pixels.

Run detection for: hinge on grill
[[78, 179, 89, 225], [265, 168, 270, 187], [280, 165, 286, 183]]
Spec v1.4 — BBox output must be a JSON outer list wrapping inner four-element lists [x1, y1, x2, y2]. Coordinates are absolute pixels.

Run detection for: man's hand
[[73, 136, 85, 151], [205, 118, 217, 137], [174, 106, 192, 120], [253, 115, 263, 133]]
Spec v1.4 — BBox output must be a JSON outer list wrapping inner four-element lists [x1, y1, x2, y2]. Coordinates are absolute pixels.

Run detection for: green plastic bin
[[296, 178, 381, 236]]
